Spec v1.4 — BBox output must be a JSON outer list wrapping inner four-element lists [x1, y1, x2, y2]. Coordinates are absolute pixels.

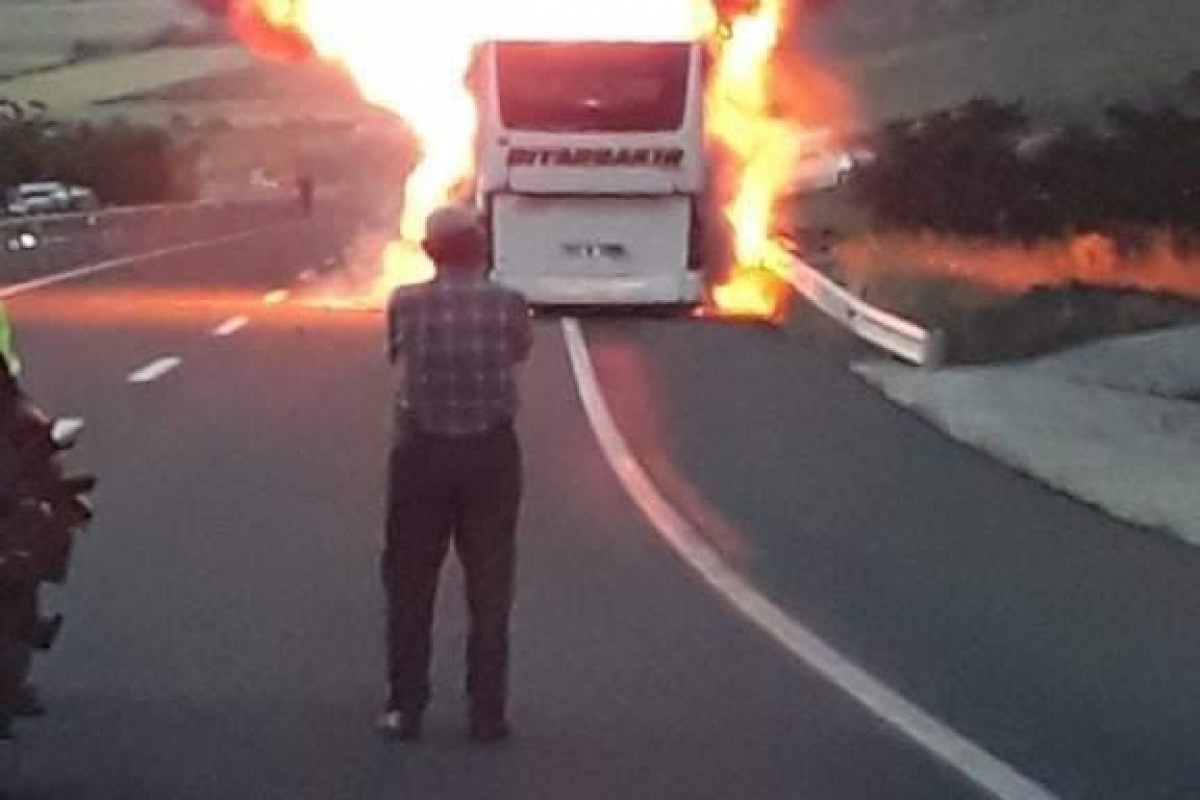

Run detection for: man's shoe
[[377, 709, 421, 741], [468, 716, 511, 743]]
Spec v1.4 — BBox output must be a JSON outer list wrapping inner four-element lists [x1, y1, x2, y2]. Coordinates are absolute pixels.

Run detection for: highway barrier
[[0, 198, 296, 280], [787, 255, 945, 367]]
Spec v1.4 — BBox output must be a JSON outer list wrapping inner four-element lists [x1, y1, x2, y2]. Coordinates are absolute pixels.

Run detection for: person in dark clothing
[[379, 206, 532, 743], [296, 176, 314, 217], [0, 353, 85, 736]]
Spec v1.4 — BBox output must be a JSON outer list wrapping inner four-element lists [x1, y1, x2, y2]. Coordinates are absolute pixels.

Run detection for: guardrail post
[[923, 329, 947, 370]]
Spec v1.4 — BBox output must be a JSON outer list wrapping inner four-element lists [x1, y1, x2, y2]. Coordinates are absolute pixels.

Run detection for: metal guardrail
[[0, 197, 296, 277], [0, 194, 293, 234], [0, 201, 214, 232], [787, 255, 945, 368]]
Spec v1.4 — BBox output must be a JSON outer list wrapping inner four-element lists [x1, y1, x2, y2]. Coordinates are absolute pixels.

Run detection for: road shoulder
[[857, 324, 1200, 546]]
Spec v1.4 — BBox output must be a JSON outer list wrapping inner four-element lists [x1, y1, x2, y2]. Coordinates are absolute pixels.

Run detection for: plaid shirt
[[387, 273, 532, 437]]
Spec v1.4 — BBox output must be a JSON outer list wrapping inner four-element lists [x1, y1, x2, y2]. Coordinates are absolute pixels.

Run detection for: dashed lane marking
[[127, 356, 182, 384], [212, 316, 249, 337], [263, 289, 289, 305]]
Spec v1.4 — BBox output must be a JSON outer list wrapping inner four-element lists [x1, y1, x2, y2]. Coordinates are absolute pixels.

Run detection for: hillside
[[2, 0, 1196, 129], [802, 0, 1200, 124], [0, 0, 195, 77]]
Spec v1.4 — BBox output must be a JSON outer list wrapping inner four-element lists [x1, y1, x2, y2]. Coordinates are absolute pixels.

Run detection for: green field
[[0, 0, 349, 123], [0, 0, 191, 76], [0, 0, 244, 120], [0, 46, 253, 117]]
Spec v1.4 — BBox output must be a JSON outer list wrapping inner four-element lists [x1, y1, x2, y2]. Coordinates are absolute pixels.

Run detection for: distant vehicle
[[64, 185, 99, 211], [783, 131, 863, 195], [4, 182, 98, 217]]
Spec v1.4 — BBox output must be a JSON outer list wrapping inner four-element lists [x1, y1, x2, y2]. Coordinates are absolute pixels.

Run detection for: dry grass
[[0, 0, 341, 124], [832, 232, 1200, 363], [0, 0, 189, 75], [0, 0, 239, 115], [0, 52, 64, 78], [98, 59, 368, 125]]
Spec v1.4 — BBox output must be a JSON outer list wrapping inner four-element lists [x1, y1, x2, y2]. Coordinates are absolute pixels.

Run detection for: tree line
[[0, 112, 192, 206], [852, 95, 1200, 249]]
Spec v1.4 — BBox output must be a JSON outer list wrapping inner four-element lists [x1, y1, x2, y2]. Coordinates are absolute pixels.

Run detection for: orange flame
[[231, 0, 842, 317], [709, 267, 791, 321], [704, 0, 851, 319], [841, 231, 1200, 300]]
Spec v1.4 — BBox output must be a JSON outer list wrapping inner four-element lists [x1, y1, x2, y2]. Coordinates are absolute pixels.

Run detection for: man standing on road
[[380, 206, 532, 743], [296, 175, 315, 217]]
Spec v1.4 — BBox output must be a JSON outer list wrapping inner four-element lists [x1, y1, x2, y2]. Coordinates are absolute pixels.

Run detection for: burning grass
[[837, 232, 1200, 363], [840, 231, 1200, 300]]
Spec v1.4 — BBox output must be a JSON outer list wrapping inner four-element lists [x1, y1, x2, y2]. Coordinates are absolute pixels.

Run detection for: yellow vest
[[0, 304, 19, 375]]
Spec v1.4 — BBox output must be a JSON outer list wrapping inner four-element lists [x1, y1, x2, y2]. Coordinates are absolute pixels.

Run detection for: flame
[[709, 2, 785, 264], [709, 267, 791, 321], [230, 0, 838, 317], [840, 231, 1200, 300]]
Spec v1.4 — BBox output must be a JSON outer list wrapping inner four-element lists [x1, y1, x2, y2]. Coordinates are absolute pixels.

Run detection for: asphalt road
[[587, 318, 1200, 800], [0, 208, 1196, 799]]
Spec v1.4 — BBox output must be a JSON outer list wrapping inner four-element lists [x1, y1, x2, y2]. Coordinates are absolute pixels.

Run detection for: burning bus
[[222, 0, 826, 319], [468, 39, 727, 307]]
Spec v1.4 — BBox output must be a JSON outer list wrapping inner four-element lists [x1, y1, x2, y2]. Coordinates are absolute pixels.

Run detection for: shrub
[[854, 92, 1200, 243], [0, 118, 194, 205]]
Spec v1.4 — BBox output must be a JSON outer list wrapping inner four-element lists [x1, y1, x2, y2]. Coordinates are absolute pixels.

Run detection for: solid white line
[[212, 316, 249, 337], [127, 356, 182, 384], [560, 318, 1060, 800], [263, 289, 289, 305], [0, 224, 293, 300]]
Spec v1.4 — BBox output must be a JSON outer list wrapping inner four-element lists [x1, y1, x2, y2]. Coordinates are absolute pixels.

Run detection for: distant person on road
[[379, 205, 532, 743], [296, 176, 315, 217]]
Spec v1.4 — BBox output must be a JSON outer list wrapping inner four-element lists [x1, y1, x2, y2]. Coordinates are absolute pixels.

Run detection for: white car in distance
[[4, 182, 98, 217]]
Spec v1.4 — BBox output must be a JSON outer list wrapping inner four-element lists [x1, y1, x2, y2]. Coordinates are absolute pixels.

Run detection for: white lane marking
[[127, 356, 182, 384], [263, 289, 289, 305], [212, 315, 249, 337], [297, 269, 317, 283], [560, 318, 1060, 800], [0, 224, 294, 300]]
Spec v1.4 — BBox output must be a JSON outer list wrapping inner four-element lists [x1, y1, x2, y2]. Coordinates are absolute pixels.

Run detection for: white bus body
[[469, 40, 715, 306]]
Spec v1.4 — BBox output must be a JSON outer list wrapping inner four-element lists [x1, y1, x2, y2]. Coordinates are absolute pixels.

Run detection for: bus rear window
[[495, 42, 691, 133]]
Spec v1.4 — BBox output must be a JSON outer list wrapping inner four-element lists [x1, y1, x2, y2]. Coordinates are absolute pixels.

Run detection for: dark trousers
[[382, 425, 522, 719], [0, 593, 32, 733]]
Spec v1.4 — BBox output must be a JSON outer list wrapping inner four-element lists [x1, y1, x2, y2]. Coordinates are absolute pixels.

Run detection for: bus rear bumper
[[491, 272, 705, 306]]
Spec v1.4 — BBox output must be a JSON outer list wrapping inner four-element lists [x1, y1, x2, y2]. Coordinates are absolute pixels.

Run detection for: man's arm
[[386, 291, 404, 364]]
